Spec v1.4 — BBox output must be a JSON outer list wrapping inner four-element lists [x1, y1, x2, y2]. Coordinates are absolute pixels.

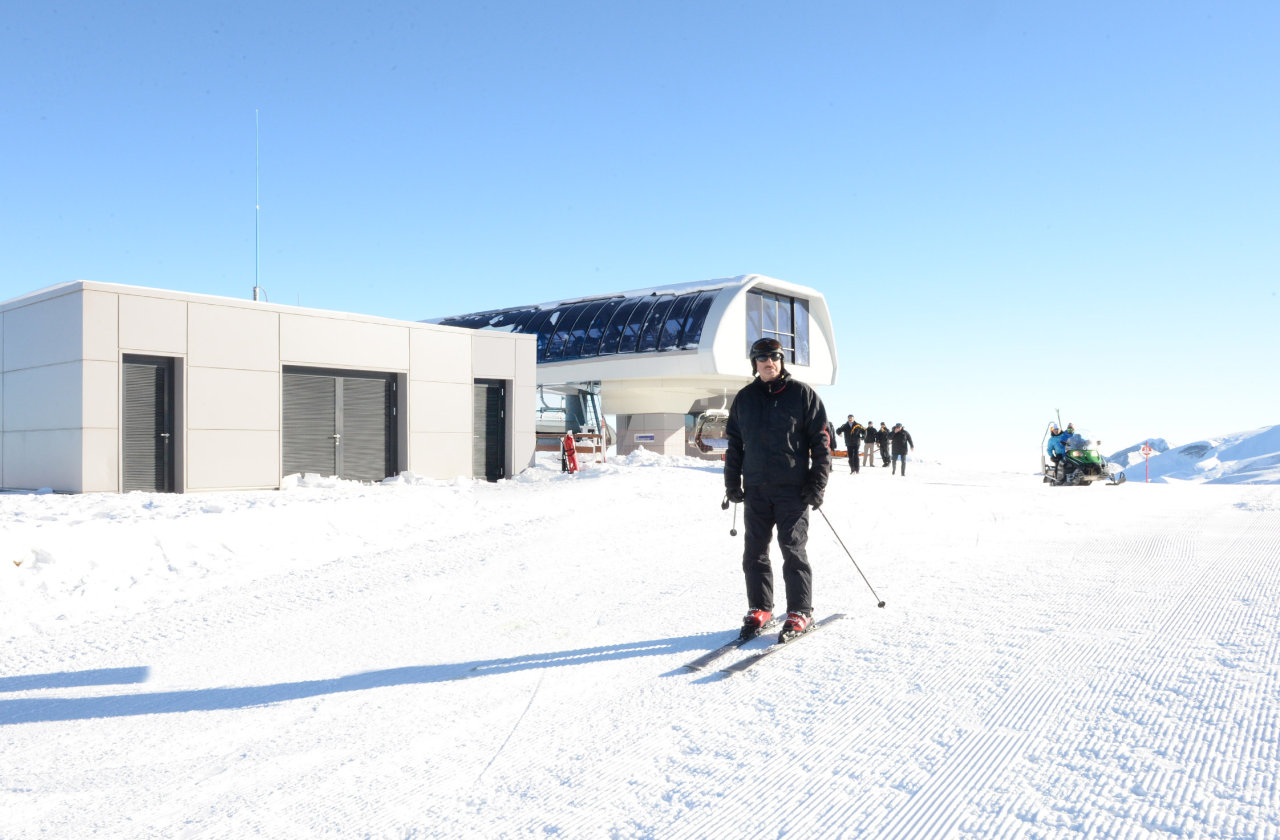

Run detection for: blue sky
[[3, 1, 1275, 459]]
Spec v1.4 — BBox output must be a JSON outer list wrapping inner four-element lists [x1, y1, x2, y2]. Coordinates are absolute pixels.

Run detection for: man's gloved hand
[[725, 486, 745, 505], [802, 484, 824, 510]]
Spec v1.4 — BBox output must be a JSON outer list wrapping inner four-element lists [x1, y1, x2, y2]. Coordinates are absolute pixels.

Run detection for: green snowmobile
[[1042, 423, 1126, 486]]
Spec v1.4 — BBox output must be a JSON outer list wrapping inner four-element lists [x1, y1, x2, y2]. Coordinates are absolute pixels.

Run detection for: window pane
[[681, 294, 715, 348], [763, 294, 778, 332], [545, 303, 590, 360], [531, 309, 559, 359], [583, 299, 623, 355], [638, 295, 676, 352], [658, 294, 696, 350], [746, 291, 764, 353], [619, 297, 658, 354], [565, 300, 606, 359], [599, 297, 645, 355], [778, 298, 792, 335], [794, 297, 810, 365]]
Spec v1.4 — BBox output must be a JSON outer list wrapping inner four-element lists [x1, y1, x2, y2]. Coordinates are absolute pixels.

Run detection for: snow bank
[[1120, 424, 1280, 484]]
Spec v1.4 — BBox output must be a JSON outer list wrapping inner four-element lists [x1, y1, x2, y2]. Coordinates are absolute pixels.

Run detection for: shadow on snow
[[1, 631, 723, 726]]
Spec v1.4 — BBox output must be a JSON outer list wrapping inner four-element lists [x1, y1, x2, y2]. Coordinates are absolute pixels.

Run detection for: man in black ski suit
[[877, 422, 891, 466], [724, 337, 831, 642], [835, 415, 864, 473], [890, 423, 915, 476]]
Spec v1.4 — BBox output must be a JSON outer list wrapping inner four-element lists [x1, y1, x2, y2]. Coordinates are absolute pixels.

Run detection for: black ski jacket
[[835, 421, 864, 450], [890, 428, 914, 454], [724, 371, 830, 492]]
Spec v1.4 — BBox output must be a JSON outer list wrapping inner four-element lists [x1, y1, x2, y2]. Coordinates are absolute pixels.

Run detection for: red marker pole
[[1140, 441, 1154, 483]]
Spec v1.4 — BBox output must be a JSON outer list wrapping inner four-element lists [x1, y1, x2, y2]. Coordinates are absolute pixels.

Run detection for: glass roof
[[433, 290, 717, 363]]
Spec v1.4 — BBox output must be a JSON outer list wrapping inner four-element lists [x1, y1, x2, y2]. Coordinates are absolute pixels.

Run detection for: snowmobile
[[1042, 423, 1126, 486]]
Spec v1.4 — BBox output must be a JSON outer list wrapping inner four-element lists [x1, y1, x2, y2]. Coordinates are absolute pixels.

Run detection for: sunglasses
[[753, 351, 785, 362]]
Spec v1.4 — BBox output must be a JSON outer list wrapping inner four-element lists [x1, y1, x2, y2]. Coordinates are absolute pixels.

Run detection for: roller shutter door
[[283, 367, 396, 481], [472, 379, 506, 481], [122, 355, 177, 492]]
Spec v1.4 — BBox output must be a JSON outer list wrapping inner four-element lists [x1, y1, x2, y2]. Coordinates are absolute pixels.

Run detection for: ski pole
[[817, 508, 886, 608], [721, 494, 739, 537]]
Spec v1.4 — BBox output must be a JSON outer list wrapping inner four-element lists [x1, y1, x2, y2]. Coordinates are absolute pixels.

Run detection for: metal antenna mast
[[253, 110, 265, 302]]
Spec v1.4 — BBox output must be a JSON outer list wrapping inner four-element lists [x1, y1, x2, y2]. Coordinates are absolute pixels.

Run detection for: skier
[[835, 415, 864, 473], [889, 423, 914, 475], [724, 337, 831, 643]]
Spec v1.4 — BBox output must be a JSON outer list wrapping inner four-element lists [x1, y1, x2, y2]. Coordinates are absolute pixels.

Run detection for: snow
[[3, 440, 1280, 839], [1120, 424, 1280, 484]]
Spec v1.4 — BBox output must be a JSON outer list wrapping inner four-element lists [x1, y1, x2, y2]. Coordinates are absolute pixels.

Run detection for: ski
[[681, 615, 785, 671], [718, 613, 846, 676]]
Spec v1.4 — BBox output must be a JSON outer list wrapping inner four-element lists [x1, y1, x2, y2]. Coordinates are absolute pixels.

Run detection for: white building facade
[[0, 281, 536, 493]]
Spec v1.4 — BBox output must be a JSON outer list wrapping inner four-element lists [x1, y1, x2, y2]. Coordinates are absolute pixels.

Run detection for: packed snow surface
[[3, 448, 1280, 838]]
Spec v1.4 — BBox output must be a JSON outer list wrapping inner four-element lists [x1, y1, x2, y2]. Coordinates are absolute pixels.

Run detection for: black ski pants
[[742, 484, 812, 615]]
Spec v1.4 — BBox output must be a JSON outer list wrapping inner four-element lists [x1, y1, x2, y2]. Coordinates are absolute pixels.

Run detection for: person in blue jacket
[[1047, 424, 1069, 481]]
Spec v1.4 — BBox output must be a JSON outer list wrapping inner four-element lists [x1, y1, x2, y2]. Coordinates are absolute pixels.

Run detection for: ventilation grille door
[[283, 373, 337, 477], [123, 357, 173, 492], [341, 376, 392, 482], [472, 379, 506, 481]]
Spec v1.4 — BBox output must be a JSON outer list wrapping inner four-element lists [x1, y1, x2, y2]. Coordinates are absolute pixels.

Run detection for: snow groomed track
[[2, 457, 1279, 839]]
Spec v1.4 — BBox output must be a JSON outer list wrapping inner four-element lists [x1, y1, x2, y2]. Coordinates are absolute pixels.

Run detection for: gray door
[[473, 379, 506, 481], [283, 367, 396, 480], [122, 355, 176, 492]]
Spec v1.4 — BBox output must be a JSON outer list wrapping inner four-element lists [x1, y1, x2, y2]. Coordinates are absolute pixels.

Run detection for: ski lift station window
[[446, 289, 718, 362], [746, 290, 810, 365]]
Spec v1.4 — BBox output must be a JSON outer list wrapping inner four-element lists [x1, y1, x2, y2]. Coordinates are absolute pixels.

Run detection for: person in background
[[724, 337, 831, 643], [889, 423, 915, 476], [863, 422, 877, 467], [878, 422, 891, 467], [1047, 423, 1068, 481], [835, 415, 864, 474]]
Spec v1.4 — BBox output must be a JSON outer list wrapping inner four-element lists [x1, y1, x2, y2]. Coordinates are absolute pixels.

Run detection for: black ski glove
[[725, 486, 745, 505], [801, 484, 824, 510]]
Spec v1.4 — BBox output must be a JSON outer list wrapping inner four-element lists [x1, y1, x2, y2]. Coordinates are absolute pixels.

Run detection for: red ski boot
[[779, 611, 812, 643], [739, 608, 773, 640]]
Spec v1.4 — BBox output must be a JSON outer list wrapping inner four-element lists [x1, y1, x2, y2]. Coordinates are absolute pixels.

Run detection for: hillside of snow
[[3, 449, 1280, 838], [1119, 424, 1280, 484], [1108, 437, 1170, 468]]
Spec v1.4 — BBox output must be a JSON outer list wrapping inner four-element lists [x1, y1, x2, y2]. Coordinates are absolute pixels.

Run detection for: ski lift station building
[[0, 274, 833, 492], [430, 274, 838, 458], [0, 280, 537, 493]]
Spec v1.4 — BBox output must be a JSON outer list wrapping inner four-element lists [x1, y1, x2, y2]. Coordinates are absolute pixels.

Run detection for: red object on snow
[[563, 433, 579, 474]]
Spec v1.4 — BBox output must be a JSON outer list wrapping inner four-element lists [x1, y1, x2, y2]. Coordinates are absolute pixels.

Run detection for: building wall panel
[[2, 291, 82, 372], [83, 290, 120, 363], [409, 328, 470, 384], [3, 430, 82, 491], [408, 381, 471, 434], [3, 363, 81, 431], [187, 368, 279, 431], [82, 359, 119, 431], [187, 429, 280, 490], [81, 427, 119, 492], [119, 294, 186, 355], [281, 314, 409, 371], [189, 304, 279, 371], [408, 431, 471, 478], [472, 333, 516, 379]]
